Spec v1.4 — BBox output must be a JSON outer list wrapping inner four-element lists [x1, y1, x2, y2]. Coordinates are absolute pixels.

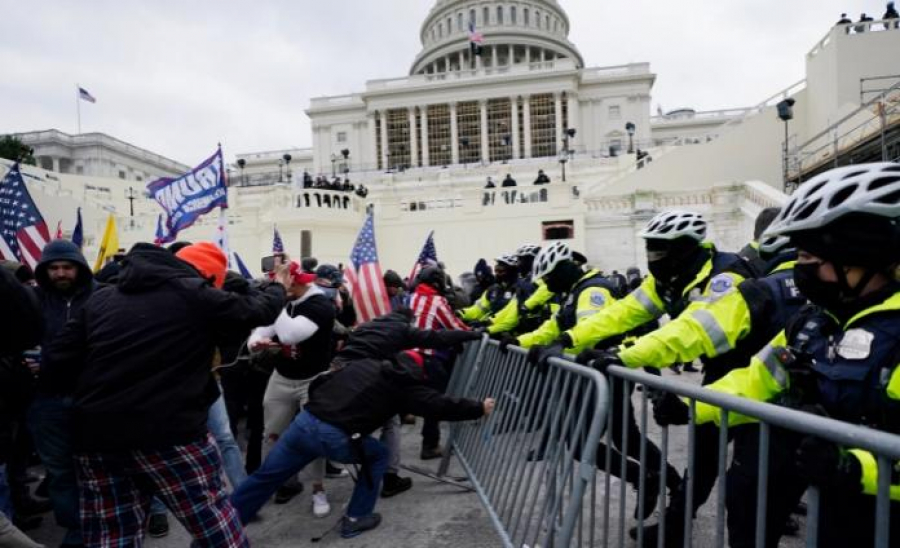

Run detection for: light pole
[[777, 98, 796, 193], [625, 122, 636, 154], [283, 153, 292, 184], [560, 128, 576, 182], [125, 187, 137, 228], [341, 149, 351, 176], [331, 154, 338, 178]]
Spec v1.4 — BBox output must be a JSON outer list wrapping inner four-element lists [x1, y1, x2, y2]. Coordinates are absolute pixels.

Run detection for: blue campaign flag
[[233, 252, 253, 280], [71, 207, 84, 249], [146, 147, 228, 243]]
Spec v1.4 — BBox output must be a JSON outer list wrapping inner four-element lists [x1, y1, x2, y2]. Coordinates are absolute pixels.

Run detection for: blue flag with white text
[[146, 147, 228, 244]]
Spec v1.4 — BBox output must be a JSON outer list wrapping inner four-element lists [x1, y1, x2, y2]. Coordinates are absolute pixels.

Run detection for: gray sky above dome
[[0, 0, 876, 166]]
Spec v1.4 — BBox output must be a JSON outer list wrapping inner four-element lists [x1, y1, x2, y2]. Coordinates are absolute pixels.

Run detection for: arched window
[[438, 23, 442, 38], [511, 6, 517, 24], [448, 17, 452, 34], [546, 15, 551, 29], [483, 7, 490, 25], [470, 9, 476, 26], [524, 8, 529, 26], [497, 6, 504, 24], [536, 10, 541, 28], [457, 13, 463, 32]]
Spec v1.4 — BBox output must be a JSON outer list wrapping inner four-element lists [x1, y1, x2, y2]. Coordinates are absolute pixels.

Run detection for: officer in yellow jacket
[[459, 253, 519, 324], [692, 163, 900, 548], [487, 244, 555, 336]]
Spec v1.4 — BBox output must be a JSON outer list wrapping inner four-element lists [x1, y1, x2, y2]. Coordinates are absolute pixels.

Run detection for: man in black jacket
[[27, 239, 98, 548], [336, 309, 481, 496], [231, 349, 493, 539], [0, 266, 45, 548], [41, 242, 286, 548]]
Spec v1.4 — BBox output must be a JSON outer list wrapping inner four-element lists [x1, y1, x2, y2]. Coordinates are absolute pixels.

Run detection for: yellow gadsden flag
[[93, 214, 120, 273]]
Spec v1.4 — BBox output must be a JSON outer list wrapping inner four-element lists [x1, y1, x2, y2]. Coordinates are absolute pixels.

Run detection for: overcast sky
[[0, 0, 886, 165]]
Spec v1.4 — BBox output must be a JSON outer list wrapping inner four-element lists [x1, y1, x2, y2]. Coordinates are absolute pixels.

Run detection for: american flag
[[408, 231, 438, 284], [214, 209, 232, 267], [346, 212, 391, 323], [72, 207, 84, 249], [468, 20, 484, 45], [78, 86, 96, 103], [273, 226, 284, 254], [0, 163, 51, 270]]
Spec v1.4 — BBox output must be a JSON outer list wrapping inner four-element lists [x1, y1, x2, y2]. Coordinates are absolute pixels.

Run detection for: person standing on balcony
[[501, 173, 517, 204], [885, 2, 899, 28]]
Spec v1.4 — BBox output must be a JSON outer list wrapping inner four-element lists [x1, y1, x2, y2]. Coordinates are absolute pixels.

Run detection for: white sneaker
[[312, 491, 331, 518]]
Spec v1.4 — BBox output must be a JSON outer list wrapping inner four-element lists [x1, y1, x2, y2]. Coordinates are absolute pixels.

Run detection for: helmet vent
[[828, 185, 856, 208], [876, 188, 900, 205], [869, 176, 900, 191], [841, 170, 868, 180], [796, 200, 820, 221]]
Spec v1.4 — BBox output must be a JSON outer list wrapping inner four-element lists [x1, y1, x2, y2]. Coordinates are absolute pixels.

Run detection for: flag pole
[[75, 84, 81, 134]]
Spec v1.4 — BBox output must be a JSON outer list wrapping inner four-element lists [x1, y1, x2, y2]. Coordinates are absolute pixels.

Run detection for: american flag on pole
[[78, 86, 96, 103], [469, 20, 484, 56], [214, 209, 232, 268], [408, 231, 438, 284], [346, 212, 391, 323], [272, 226, 284, 254], [0, 163, 51, 270]]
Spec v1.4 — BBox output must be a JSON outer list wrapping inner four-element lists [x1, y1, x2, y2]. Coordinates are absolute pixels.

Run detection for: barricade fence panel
[[434, 342, 900, 547]]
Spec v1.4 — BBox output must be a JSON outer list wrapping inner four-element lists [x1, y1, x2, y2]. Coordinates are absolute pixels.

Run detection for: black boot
[[634, 471, 661, 520], [381, 473, 413, 498]]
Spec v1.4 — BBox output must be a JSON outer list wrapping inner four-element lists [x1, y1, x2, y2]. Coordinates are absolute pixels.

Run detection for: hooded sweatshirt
[[41, 243, 286, 452]]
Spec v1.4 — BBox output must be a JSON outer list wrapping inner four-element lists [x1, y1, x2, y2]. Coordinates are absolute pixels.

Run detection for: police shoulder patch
[[590, 291, 606, 307], [709, 274, 735, 295]]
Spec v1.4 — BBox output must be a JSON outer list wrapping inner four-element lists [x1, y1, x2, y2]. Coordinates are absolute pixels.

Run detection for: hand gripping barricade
[[422, 339, 900, 548], [418, 337, 610, 548]]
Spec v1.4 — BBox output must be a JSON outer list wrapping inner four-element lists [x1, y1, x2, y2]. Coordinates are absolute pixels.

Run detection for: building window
[[427, 104, 451, 166], [118, 170, 126, 180], [470, 9, 476, 26], [136, 175, 143, 182], [387, 108, 411, 169], [546, 15, 551, 29], [76, 165, 84, 175], [610, 139, 623, 152], [554, 19, 559, 32], [524, 8, 529, 26], [336, 131, 347, 143], [457, 101, 482, 164], [483, 7, 489, 25], [535, 10, 541, 28], [511, 6, 517, 24], [487, 98, 513, 162], [375, 114, 384, 170], [438, 23, 442, 37], [530, 93, 557, 158], [458, 13, 463, 32], [497, 6, 504, 24], [608, 105, 621, 120], [542, 220, 575, 240], [448, 17, 452, 34]]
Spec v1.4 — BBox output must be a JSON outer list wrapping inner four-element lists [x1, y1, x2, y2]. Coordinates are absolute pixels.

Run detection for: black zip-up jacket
[[306, 354, 484, 437], [334, 309, 481, 363], [41, 243, 286, 452]]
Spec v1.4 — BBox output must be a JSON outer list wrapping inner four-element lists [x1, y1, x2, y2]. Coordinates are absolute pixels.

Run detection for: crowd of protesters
[[301, 172, 369, 199]]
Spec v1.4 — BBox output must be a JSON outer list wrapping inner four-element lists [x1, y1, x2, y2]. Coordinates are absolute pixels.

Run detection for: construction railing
[[431, 338, 900, 547]]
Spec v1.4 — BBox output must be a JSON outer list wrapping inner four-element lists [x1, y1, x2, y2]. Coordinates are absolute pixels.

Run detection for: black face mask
[[793, 262, 844, 313], [544, 261, 582, 294]]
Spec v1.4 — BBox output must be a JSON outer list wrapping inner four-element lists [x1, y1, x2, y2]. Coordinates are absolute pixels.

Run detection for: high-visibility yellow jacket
[[695, 291, 900, 500], [565, 246, 753, 359], [618, 260, 799, 370], [460, 282, 515, 323], [517, 270, 616, 354], [487, 280, 555, 335]]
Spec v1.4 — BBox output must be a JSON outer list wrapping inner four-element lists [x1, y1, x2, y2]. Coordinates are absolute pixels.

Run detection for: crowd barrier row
[[428, 338, 900, 548]]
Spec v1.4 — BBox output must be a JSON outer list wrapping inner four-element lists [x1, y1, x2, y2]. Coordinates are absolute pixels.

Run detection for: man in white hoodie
[[249, 260, 336, 517]]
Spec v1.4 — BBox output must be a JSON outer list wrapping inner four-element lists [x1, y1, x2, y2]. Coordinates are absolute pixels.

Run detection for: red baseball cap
[[288, 260, 317, 285]]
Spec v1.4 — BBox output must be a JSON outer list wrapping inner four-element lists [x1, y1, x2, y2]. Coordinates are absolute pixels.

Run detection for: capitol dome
[[411, 0, 584, 75]]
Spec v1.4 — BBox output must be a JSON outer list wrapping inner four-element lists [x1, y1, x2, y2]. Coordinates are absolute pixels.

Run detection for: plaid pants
[[75, 434, 248, 548]]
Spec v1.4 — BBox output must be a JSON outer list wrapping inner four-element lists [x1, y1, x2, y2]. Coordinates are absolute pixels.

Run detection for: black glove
[[498, 334, 518, 354], [796, 436, 862, 493], [526, 342, 565, 373], [463, 330, 484, 341], [652, 392, 691, 426], [575, 349, 621, 374]]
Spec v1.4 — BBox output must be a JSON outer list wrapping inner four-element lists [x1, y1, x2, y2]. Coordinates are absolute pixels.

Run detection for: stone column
[[450, 102, 460, 165], [458, 50, 465, 71], [567, 93, 580, 150], [379, 110, 389, 170], [525, 46, 531, 65], [421, 105, 430, 167], [523, 96, 532, 158], [52, 157, 60, 173], [540, 49, 546, 62], [510, 96, 520, 160], [480, 100, 490, 162], [367, 113, 378, 170], [554, 92, 564, 153], [508, 44, 514, 65], [408, 107, 418, 168], [491, 45, 498, 68]]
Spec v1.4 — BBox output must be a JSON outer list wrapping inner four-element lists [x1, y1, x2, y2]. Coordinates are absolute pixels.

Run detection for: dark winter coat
[[306, 354, 484, 437], [41, 243, 286, 452]]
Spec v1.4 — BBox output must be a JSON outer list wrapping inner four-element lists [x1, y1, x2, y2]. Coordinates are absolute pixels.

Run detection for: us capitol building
[[6, 0, 900, 276]]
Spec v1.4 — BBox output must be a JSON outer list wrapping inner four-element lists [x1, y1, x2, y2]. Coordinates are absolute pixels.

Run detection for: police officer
[[487, 244, 555, 336], [460, 254, 519, 324], [606, 227, 805, 546], [532, 211, 757, 523], [693, 163, 900, 548]]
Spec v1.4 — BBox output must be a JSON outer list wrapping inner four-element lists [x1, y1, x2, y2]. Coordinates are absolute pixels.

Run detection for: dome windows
[[497, 6, 504, 24]]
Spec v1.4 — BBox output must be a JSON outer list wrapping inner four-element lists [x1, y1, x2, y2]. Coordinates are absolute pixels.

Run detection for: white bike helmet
[[639, 211, 707, 242], [516, 244, 541, 258], [495, 253, 519, 268], [765, 163, 900, 236], [757, 233, 794, 258], [532, 242, 573, 280]]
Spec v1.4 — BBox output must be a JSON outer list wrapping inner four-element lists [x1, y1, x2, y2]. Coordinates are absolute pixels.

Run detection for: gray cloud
[[0, 0, 881, 164]]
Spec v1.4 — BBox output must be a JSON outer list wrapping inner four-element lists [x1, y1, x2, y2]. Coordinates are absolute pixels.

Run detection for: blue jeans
[[28, 395, 82, 544], [207, 392, 248, 489], [231, 410, 387, 522], [0, 464, 12, 518]]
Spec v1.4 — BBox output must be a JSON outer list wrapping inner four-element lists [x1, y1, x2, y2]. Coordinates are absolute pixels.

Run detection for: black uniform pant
[[726, 425, 900, 548], [220, 366, 272, 474], [422, 355, 453, 449]]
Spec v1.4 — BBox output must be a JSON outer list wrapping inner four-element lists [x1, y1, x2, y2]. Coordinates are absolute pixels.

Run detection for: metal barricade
[[434, 339, 610, 547], [598, 365, 900, 548]]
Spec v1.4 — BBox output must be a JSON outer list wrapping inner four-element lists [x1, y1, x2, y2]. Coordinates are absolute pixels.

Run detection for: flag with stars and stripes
[[346, 212, 390, 323], [408, 231, 438, 284], [0, 163, 51, 270], [272, 226, 284, 254]]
